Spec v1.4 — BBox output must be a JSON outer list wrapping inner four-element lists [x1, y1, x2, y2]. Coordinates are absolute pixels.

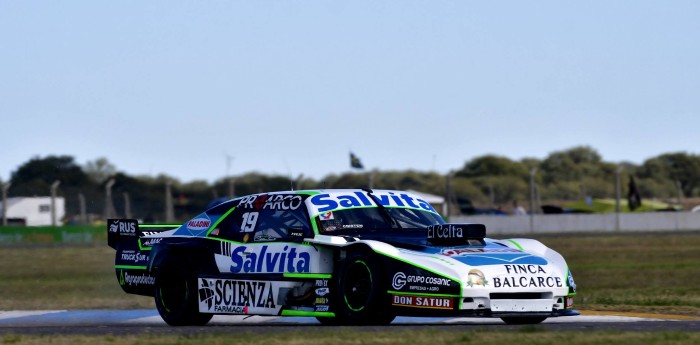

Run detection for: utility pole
[[227, 178, 235, 199], [615, 166, 622, 231], [165, 180, 175, 223], [50, 180, 61, 226], [78, 193, 87, 225], [445, 171, 453, 219], [529, 168, 537, 233], [1, 180, 10, 226], [123, 192, 132, 219], [104, 179, 116, 220], [676, 180, 683, 207]]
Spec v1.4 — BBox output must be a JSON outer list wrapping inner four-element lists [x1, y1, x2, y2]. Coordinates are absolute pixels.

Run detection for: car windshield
[[317, 207, 444, 234]]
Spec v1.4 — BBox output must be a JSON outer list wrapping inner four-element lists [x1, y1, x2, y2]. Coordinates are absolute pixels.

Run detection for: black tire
[[322, 251, 395, 325], [154, 261, 213, 326], [500, 316, 547, 325]]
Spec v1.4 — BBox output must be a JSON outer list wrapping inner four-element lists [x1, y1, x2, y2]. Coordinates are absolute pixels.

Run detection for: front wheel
[[500, 316, 547, 325], [324, 252, 395, 325], [154, 262, 212, 326]]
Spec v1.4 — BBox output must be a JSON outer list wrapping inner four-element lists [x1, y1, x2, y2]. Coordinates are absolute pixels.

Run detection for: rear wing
[[107, 219, 179, 249]]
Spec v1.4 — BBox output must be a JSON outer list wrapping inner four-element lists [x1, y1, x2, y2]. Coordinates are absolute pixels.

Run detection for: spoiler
[[107, 219, 178, 249]]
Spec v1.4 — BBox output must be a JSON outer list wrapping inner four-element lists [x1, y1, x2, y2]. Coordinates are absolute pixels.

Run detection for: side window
[[209, 193, 312, 243], [212, 208, 248, 242], [253, 208, 311, 243]]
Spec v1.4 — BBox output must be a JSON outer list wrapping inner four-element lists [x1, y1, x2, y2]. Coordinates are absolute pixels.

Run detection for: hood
[[355, 231, 549, 267]]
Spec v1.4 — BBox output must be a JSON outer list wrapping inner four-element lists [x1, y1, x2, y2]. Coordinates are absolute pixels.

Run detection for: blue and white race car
[[108, 189, 577, 326]]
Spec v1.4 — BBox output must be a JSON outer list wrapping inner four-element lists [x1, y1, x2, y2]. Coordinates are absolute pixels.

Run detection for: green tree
[[84, 157, 117, 183], [540, 146, 605, 184], [638, 152, 700, 197], [456, 155, 528, 179]]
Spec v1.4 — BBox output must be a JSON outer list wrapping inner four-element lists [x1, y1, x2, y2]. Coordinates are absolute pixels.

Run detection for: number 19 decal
[[240, 212, 259, 232]]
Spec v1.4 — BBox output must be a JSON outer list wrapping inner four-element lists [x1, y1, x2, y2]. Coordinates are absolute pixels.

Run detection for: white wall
[[3, 197, 65, 226], [449, 212, 700, 234]]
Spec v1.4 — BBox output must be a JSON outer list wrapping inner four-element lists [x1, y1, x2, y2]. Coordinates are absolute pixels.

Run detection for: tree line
[[3, 146, 699, 222]]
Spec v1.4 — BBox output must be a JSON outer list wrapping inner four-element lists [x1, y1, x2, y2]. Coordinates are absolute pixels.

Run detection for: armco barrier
[[449, 212, 700, 234]]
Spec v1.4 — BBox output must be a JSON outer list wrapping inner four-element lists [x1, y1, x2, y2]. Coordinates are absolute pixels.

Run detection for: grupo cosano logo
[[392, 271, 451, 290], [392, 272, 407, 290]]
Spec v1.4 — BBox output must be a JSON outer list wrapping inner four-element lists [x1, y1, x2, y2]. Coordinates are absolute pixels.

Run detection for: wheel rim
[[343, 260, 373, 312]]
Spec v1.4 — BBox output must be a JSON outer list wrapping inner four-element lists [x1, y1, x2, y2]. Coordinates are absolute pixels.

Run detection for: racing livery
[[108, 189, 577, 326]]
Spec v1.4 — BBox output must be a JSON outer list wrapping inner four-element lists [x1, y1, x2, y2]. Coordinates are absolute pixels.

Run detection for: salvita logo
[[230, 245, 312, 273], [308, 191, 437, 215]]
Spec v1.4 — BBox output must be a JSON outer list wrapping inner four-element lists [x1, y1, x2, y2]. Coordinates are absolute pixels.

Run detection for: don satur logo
[[392, 272, 407, 290]]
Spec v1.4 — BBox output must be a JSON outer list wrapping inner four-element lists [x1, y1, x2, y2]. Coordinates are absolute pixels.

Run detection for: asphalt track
[[1, 310, 699, 334]]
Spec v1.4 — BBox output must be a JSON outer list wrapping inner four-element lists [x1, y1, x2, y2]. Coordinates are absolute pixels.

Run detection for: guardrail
[[449, 212, 700, 234]]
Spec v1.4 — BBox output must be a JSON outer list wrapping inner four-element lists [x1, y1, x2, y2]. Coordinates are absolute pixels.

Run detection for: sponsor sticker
[[308, 191, 437, 215], [198, 278, 275, 314], [315, 305, 330, 312], [121, 271, 155, 286], [441, 248, 522, 256], [315, 287, 330, 297], [392, 272, 407, 290], [237, 194, 303, 211], [187, 216, 211, 231], [119, 250, 148, 264], [229, 245, 312, 273], [466, 269, 488, 287], [109, 219, 136, 235], [392, 271, 452, 291], [427, 224, 463, 240], [490, 265, 563, 289], [391, 295, 453, 310]]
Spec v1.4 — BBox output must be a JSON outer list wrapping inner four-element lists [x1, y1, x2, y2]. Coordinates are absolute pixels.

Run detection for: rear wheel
[[154, 261, 212, 326], [319, 251, 395, 325], [500, 316, 547, 325]]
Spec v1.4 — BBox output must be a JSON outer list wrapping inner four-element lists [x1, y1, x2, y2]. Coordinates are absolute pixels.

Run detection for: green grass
[[1, 232, 699, 317], [535, 232, 700, 316], [563, 198, 679, 213], [0, 245, 152, 310], [2, 330, 700, 345]]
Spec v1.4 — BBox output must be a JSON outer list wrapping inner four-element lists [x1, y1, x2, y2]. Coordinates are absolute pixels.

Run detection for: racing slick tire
[[500, 316, 547, 325], [318, 251, 395, 325], [154, 260, 213, 326]]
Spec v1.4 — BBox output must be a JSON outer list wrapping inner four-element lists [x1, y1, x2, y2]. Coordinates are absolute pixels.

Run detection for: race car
[[108, 189, 577, 326]]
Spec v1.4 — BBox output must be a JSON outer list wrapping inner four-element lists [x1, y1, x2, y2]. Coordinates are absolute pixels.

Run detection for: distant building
[[0, 197, 65, 226]]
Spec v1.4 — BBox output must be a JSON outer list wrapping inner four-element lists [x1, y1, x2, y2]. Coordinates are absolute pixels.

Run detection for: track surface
[[1, 310, 699, 334]]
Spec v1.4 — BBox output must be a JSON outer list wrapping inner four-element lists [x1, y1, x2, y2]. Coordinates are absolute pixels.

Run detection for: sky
[[1, 1, 698, 184]]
